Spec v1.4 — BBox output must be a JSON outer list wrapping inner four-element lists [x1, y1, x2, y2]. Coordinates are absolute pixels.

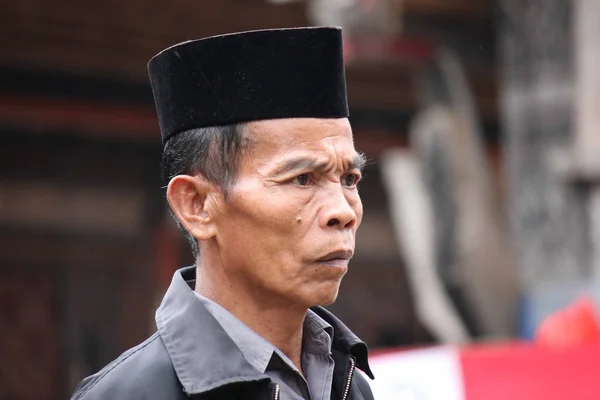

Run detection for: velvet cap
[[148, 26, 349, 144]]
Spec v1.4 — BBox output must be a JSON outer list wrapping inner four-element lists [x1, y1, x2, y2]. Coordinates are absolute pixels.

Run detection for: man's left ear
[[166, 175, 219, 241]]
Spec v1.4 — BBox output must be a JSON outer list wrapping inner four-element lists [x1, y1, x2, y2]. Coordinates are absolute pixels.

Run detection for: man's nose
[[319, 186, 358, 230]]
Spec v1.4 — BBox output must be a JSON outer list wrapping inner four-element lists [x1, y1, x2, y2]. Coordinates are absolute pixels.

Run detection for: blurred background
[[2, 0, 600, 399]]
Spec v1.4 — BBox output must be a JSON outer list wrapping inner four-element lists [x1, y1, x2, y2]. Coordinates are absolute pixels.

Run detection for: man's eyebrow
[[274, 153, 367, 174], [350, 153, 367, 172]]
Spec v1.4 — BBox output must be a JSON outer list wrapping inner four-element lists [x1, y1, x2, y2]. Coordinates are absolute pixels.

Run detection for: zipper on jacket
[[341, 357, 356, 400], [273, 383, 280, 400]]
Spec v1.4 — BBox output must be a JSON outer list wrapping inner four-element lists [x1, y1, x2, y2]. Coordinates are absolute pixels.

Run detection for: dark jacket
[[70, 267, 375, 400]]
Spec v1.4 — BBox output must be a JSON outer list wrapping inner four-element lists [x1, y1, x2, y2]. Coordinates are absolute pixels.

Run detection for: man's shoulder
[[70, 332, 184, 400]]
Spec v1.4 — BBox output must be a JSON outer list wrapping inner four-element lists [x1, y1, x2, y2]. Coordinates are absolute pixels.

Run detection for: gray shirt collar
[[194, 292, 274, 373], [194, 291, 334, 373], [155, 266, 373, 396]]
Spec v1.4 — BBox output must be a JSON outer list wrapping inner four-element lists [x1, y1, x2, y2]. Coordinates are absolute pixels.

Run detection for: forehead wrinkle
[[276, 156, 329, 174], [244, 119, 359, 176]]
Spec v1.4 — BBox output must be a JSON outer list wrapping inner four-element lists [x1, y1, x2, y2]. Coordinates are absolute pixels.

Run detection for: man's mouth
[[317, 249, 354, 266]]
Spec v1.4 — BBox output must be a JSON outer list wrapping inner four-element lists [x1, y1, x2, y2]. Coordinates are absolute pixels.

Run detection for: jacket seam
[[74, 332, 161, 399]]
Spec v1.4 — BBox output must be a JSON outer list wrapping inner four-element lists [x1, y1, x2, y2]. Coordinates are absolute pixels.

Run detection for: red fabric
[[535, 296, 600, 348], [460, 343, 600, 400], [369, 297, 600, 399]]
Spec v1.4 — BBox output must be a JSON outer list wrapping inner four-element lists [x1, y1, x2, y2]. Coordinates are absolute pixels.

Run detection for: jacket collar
[[310, 307, 374, 379], [156, 266, 373, 396]]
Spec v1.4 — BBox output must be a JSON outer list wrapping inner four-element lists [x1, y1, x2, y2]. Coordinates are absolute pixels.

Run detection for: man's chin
[[308, 285, 341, 307], [315, 296, 337, 307]]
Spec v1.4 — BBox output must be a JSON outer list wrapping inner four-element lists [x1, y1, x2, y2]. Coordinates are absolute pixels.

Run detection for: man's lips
[[317, 249, 354, 263]]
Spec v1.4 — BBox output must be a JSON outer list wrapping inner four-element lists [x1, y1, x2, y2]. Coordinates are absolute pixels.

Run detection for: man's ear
[[166, 175, 218, 241]]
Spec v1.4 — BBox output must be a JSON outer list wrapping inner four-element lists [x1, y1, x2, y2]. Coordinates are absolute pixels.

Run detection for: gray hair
[[161, 124, 249, 259]]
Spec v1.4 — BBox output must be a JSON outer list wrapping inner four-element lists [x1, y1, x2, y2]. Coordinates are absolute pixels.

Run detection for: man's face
[[211, 118, 364, 308]]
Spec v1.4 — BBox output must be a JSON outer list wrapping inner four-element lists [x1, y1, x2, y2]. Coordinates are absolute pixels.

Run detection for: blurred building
[[0, 1, 498, 399]]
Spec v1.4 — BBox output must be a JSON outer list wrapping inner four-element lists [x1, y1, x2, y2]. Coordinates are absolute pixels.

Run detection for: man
[[71, 26, 374, 400]]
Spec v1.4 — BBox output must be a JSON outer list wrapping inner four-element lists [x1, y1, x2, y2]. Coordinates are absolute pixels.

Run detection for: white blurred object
[[306, 0, 356, 30], [406, 47, 518, 338], [380, 149, 470, 344], [266, 0, 403, 36], [368, 346, 464, 400], [434, 49, 519, 337], [410, 104, 519, 338], [308, 0, 403, 35], [574, 0, 600, 277]]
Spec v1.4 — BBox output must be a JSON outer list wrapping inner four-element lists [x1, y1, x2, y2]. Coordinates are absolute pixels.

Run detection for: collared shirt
[[195, 292, 335, 400]]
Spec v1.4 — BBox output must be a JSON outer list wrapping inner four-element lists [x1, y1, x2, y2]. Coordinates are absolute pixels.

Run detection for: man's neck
[[194, 264, 308, 373]]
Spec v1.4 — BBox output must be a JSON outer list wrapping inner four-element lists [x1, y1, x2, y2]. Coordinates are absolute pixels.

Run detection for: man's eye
[[342, 173, 361, 187], [292, 174, 311, 186]]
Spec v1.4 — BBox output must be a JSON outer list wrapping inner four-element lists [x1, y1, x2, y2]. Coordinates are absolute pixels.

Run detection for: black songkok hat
[[148, 27, 349, 145]]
